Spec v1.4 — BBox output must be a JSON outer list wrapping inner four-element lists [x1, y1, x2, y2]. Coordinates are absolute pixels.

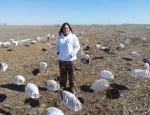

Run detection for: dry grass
[[0, 24, 150, 115]]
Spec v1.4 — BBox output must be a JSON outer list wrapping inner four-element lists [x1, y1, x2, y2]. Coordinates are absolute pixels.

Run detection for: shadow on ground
[[80, 85, 94, 93], [0, 84, 25, 92], [0, 94, 7, 102], [24, 98, 40, 107]]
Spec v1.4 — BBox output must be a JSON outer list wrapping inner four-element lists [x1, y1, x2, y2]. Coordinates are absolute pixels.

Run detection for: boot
[[70, 87, 76, 94]]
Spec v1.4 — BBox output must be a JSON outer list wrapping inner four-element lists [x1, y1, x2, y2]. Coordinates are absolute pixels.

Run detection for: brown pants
[[59, 60, 75, 88]]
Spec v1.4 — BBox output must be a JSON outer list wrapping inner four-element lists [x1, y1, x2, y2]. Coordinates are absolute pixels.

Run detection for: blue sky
[[0, 0, 150, 25]]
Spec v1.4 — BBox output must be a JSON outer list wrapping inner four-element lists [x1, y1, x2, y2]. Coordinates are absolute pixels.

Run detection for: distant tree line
[[0, 23, 7, 26]]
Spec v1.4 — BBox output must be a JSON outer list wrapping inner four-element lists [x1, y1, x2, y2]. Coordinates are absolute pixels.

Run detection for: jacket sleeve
[[55, 37, 60, 53], [70, 35, 80, 57]]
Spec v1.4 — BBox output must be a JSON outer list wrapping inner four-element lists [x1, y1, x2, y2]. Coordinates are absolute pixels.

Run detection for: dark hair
[[59, 22, 73, 35]]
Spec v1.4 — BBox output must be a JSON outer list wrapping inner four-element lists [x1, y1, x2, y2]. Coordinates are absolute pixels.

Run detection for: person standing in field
[[55, 22, 80, 94]]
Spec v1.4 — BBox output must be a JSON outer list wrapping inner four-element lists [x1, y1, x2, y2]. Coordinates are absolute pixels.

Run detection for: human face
[[63, 25, 70, 36]]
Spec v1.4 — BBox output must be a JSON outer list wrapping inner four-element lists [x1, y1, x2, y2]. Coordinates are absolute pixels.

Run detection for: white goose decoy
[[45, 80, 60, 91], [94, 44, 101, 49], [25, 83, 40, 99], [47, 34, 51, 40], [30, 39, 36, 44], [124, 39, 131, 45], [59, 90, 82, 111], [77, 47, 84, 58], [100, 47, 106, 50], [52, 34, 55, 38], [44, 107, 64, 115], [141, 37, 146, 41], [46, 43, 51, 49], [98, 70, 114, 80], [9, 39, 15, 44], [82, 54, 90, 64], [0, 63, 8, 72], [126, 63, 150, 78], [90, 79, 110, 91], [14, 75, 25, 85], [0, 42, 3, 47], [131, 50, 142, 57], [117, 43, 125, 50], [40, 62, 47, 69], [13, 41, 19, 46]]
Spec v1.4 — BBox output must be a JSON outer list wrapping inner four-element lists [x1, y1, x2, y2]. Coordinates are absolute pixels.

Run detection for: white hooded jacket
[[55, 31, 80, 61]]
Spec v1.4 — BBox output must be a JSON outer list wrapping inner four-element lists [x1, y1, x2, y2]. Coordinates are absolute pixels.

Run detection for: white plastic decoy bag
[[98, 70, 114, 79], [45, 80, 60, 91], [44, 107, 64, 115], [25, 83, 39, 99], [59, 90, 82, 111], [14, 75, 25, 85], [126, 69, 150, 78], [40, 62, 47, 69], [0, 63, 8, 72], [90, 79, 109, 91]]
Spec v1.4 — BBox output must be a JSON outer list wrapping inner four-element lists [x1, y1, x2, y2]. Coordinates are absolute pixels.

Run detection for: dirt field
[[0, 24, 150, 115]]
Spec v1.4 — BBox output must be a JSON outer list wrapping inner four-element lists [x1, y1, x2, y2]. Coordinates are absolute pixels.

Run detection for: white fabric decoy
[[52, 34, 55, 37], [0, 63, 8, 72], [40, 62, 47, 69], [94, 44, 101, 49], [100, 47, 105, 50], [2, 42, 11, 48], [141, 37, 146, 41], [90, 79, 110, 91], [77, 47, 84, 58], [131, 50, 142, 57], [30, 39, 36, 44], [0, 42, 3, 47], [44, 107, 64, 115], [9, 39, 15, 43], [46, 43, 51, 49], [98, 70, 114, 80], [117, 43, 125, 49], [59, 90, 82, 111], [126, 63, 150, 78], [124, 39, 131, 45], [45, 80, 60, 91], [13, 41, 19, 46], [25, 83, 40, 99], [14, 75, 25, 85]]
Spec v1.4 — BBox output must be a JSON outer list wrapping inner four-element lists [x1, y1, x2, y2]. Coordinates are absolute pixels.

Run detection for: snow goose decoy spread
[[90, 79, 110, 91], [126, 63, 150, 78], [25, 83, 40, 99], [98, 70, 114, 80], [59, 90, 82, 111], [44, 107, 64, 115], [0, 63, 8, 72], [14, 75, 25, 85]]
